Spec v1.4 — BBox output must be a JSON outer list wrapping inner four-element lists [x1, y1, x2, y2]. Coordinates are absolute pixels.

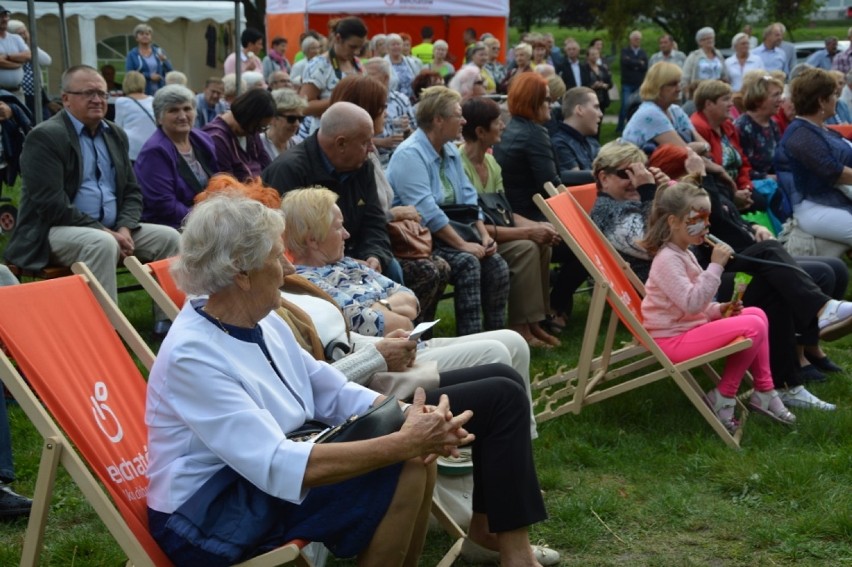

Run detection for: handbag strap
[[129, 96, 157, 124]]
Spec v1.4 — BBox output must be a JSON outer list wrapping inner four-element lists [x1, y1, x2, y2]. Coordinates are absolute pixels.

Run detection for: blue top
[[67, 112, 117, 228], [775, 117, 852, 212], [125, 45, 173, 96], [386, 127, 481, 233]]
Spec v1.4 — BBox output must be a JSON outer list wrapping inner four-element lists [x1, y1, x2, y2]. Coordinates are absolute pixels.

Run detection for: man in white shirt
[[649, 34, 687, 68], [0, 6, 30, 102]]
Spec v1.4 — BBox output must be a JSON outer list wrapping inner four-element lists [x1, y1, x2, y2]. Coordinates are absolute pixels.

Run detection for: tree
[[757, 0, 826, 40], [510, 0, 564, 32], [644, 0, 749, 51]]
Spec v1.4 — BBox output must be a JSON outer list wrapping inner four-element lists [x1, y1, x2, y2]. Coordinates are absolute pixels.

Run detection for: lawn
[[1, 22, 852, 565]]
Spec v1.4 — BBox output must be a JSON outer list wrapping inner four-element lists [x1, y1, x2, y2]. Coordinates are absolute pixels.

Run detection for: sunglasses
[[613, 168, 631, 179], [278, 114, 302, 124]]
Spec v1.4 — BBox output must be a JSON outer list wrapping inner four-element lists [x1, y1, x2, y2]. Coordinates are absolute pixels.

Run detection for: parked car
[[794, 40, 850, 66]]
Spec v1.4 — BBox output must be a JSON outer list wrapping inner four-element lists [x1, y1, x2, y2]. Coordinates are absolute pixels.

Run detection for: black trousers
[[426, 363, 547, 533], [717, 241, 829, 388], [550, 242, 590, 316]]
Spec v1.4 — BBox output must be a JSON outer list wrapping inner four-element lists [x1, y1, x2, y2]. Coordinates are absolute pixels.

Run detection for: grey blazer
[[4, 110, 142, 270]]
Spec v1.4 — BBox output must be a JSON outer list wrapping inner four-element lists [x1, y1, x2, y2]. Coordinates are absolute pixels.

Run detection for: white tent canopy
[[267, 0, 509, 17], [4, 1, 241, 23]]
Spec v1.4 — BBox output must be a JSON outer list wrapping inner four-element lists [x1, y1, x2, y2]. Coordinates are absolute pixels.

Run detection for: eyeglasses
[[473, 80, 485, 86], [663, 81, 680, 88], [65, 89, 109, 100], [278, 114, 302, 124]]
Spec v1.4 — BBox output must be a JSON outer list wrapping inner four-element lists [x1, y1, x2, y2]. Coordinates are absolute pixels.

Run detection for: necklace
[[202, 307, 230, 334]]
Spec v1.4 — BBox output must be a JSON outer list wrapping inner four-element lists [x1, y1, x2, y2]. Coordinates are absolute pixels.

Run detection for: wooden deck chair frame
[[121, 258, 467, 566], [0, 262, 310, 566], [532, 183, 752, 449], [123, 256, 182, 321]]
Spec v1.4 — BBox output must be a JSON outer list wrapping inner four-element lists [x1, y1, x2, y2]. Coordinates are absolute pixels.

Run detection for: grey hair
[[222, 73, 247, 97], [6, 20, 26, 34], [152, 84, 196, 122], [301, 36, 320, 53], [448, 65, 482, 98], [133, 23, 153, 36], [165, 70, 188, 86], [434, 39, 448, 50], [695, 27, 715, 42], [386, 33, 403, 45], [363, 57, 391, 78], [271, 88, 307, 112], [731, 33, 748, 49], [243, 71, 266, 89], [371, 34, 387, 51], [172, 193, 285, 296]]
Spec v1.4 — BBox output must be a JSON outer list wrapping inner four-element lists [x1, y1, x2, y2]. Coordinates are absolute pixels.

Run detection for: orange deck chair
[[0, 263, 311, 566], [532, 183, 753, 448]]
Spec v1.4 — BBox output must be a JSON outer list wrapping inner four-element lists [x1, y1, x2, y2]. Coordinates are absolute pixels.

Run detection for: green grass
[[2, 28, 852, 562]]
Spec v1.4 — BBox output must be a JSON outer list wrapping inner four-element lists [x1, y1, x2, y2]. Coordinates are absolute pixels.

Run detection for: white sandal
[[749, 390, 796, 425]]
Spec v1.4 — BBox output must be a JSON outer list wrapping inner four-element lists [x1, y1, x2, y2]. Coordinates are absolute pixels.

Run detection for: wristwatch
[[377, 299, 393, 311]]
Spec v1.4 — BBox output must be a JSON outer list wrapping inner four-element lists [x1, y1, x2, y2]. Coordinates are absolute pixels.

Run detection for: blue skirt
[[149, 462, 402, 567]]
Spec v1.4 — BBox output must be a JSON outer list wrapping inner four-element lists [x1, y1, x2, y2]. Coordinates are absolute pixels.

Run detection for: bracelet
[[377, 298, 393, 311]]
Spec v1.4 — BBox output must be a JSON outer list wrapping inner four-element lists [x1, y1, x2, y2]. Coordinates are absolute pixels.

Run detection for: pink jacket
[[641, 243, 724, 338]]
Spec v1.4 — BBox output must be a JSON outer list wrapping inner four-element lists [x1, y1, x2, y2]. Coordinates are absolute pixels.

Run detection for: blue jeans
[[0, 394, 14, 484], [616, 83, 639, 132]]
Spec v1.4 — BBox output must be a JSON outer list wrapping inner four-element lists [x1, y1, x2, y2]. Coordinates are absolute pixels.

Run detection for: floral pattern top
[[734, 113, 779, 179], [622, 101, 694, 152], [295, 257, 417, 337]]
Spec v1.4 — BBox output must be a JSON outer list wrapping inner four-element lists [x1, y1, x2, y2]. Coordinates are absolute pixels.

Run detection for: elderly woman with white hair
[[135, 84, 219, 229], [426, 39, 455, 78], [385, 33, 423, 99], [500, 42, 533, 93], [448, 65, 488, 100], [725, 33, 763, 92], [370, 33, 388, 58], [681, 27, 730, 89], [145, 192, 474, 566], [261, 88, 307, 158]]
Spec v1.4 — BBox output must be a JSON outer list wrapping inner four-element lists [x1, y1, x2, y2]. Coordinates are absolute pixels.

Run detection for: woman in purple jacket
[[135, 85, 219, 229]]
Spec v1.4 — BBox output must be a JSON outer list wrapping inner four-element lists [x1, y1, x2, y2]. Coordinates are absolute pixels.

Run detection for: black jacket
[[493, 116, 562, 221], [620, 47, 648, 87], [262, 133, 393, 270], [559, 59, 591, 89]]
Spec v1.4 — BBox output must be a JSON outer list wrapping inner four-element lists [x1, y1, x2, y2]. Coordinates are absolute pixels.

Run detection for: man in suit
[[4, 65, 178, 312], [559, 38, 590, 90], [616, 30, 648, 133]]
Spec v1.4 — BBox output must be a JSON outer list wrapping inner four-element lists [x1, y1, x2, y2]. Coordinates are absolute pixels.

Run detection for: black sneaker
[[0, 484, 32, 520]]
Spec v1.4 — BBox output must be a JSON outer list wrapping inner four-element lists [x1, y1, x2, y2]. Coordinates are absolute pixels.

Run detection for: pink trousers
[[654, 307, 774, 398]]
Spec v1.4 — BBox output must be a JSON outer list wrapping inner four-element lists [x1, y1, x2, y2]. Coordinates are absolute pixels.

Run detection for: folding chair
[[0, 263, 311, 566], [123, 259, 467, 565], [532, 183, 753, 449], [123, 256, 184, 321]]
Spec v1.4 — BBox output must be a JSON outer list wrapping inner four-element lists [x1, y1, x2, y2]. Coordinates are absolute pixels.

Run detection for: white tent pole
[[234, 0, 241, 94], [79, 16, 96, 67]]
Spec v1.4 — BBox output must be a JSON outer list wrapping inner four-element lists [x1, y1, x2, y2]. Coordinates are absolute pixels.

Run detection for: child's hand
[[710, 241, 734, 267], [720, 300, 743, 317]]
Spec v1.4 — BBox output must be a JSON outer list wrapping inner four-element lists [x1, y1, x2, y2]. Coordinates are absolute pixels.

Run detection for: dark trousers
[[433, 243, 509, 336], [718, 241, 829, 388], [427, 364, 547, 533], [551, 242, 590, 316]]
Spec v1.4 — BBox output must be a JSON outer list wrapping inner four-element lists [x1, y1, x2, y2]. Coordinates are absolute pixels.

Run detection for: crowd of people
[[1, 12, 852, 567]]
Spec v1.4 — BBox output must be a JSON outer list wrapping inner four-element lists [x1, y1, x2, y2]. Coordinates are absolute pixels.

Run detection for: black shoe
[[0, 484, 32, 520], [799, 364, 827, 384], [152, 320, 172, 340], [804, 353, 844, 373]]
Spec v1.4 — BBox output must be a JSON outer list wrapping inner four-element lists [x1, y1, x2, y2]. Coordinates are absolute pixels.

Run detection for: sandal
[[531, 324, 561, 347], [526, 336, 554, 349], [703, 388, 740, 433], [541, 314, 567, 335], [748, 390, 797, 425]]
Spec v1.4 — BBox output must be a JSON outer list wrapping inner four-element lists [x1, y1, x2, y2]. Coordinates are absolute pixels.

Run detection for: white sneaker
[[780, 386, 836, 411], [817, 300, 852, 341]]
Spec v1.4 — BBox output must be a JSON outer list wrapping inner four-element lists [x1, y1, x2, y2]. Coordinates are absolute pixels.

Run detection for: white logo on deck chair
[[90, 381, 124, 443]]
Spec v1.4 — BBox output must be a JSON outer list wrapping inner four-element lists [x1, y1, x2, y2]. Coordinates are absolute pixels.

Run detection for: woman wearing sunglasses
[[261, 88, 307, 159], [135, 85, 219, 229]]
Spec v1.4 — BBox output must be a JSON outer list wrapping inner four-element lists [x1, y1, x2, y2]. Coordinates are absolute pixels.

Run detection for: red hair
[[195, 174, 282, 209], [507, 73, 548, 120]]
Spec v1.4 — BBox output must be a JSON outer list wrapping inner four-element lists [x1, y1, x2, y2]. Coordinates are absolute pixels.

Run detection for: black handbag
[[286, 395, 405, 443], [440, 203, 482, 244], [478, 192, 515, 227]]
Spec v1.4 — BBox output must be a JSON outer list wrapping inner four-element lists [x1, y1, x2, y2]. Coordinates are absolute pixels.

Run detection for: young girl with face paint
[[639, 181, 795, 432]]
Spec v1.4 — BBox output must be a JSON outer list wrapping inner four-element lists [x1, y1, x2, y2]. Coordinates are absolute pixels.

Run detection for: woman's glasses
[[278, 114, 303, 124]]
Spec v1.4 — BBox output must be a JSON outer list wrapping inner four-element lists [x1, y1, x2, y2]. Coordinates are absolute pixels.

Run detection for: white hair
[[319, 101, 372, 138], [172, 194, 285, 295]]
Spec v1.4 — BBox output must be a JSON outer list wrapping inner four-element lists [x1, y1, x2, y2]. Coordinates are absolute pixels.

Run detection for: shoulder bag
[[440, 203, 482, 244]]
